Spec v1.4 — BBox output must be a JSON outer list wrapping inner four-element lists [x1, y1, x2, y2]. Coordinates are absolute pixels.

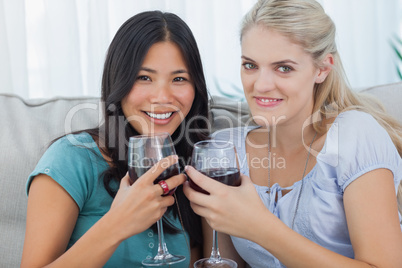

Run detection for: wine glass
[[128, 132, 185, 266], [190, 140, 240, 268]]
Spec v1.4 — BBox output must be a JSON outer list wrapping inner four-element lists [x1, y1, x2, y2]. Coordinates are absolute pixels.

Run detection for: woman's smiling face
[[240, 25, 326, 128], [122, 41, 195, 135]]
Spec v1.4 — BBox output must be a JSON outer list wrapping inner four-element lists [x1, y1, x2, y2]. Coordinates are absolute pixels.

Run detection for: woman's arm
[[21, 155, 185, 267], [184, 166, 402, 268], [343, 168, 402, 267], [21, 174, 83, 267]]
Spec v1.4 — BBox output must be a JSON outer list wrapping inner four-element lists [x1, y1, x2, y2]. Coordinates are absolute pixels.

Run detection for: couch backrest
[[0, 95, 102, 267], [359, 82, 402, 123]]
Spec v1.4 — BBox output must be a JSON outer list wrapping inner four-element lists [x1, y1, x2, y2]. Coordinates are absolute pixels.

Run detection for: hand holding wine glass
[[189, 140, 240, 268], [128, 132, 185, 266], [110, 155, 183, 240]]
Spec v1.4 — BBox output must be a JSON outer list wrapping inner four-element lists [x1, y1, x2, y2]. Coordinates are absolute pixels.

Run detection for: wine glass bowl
[[190, 140, 239, 268], [190, 140, 241, 194], [128, 132, 185, 266]]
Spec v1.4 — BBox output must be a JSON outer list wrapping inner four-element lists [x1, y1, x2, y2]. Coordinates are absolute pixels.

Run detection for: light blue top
[[26, 132, 190, 268], [213, 110, 402, 268]]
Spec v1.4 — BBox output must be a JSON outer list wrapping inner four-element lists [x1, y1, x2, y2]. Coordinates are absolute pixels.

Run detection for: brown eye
[[173, 77, 186, 82], [137, 76, 151, 81]]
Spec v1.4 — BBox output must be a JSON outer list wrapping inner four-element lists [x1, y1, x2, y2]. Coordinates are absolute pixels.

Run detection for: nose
[[150, 82, 173, 104], [254, 69, 275, 93]]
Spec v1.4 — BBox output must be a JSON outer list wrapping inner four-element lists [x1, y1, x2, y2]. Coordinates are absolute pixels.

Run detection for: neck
[[275, 125, 317, 152], [250, 122, 317, 155]]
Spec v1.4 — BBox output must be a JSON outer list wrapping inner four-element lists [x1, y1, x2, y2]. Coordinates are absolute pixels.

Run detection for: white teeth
[[146, 112, 173, 119], [260, 98, 280, 103]]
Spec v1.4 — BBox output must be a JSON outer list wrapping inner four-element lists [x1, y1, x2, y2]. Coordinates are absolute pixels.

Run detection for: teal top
[[26, 132, 190, 267]]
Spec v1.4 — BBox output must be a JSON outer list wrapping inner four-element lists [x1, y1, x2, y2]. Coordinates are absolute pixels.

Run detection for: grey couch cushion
[[1, 81, 401, 267], [0, 94, 101, 267], [360, 81, 402, 123]]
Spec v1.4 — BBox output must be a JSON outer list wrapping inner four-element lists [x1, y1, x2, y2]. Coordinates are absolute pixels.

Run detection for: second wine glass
[[128, 132, 185, 266], [190, 140, 240, 268]]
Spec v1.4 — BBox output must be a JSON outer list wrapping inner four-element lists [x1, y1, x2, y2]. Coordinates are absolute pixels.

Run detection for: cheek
[[240, 71, 248, 86], [124, 87, 147, 104], [121, 96, 130, 117], [121, 88, 146, 116], [240, 74, 253, 94], [127, 86, 147, 101], [177, 87, 195, 112]]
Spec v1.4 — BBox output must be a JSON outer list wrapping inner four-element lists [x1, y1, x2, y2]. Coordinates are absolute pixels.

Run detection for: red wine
[[129, 164, 179, 195], [189, 167, 240, 194]]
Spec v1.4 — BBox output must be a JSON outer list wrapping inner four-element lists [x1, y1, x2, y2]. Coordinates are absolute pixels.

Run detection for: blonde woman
[[184, 0, 402, 267]]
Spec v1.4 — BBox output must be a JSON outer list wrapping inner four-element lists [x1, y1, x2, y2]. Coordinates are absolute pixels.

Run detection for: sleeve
[[211, 127, 232, 140], [26, 134, 97, 210], [317, 110, 402, 192]]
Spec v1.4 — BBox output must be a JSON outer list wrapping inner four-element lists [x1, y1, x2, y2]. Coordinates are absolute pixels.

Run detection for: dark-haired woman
[[21, 11, 209, 267]]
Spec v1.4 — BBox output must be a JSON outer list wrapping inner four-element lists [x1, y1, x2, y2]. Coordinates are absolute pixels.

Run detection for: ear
[[315, 54, 334, 84]]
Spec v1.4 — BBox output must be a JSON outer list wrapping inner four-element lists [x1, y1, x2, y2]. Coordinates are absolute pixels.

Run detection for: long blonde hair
[[241, 0, 402, 213]]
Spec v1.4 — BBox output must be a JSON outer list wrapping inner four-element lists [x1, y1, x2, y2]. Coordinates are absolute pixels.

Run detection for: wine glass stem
[[209, 229, 222, 261], [157, 218, 169, 255]]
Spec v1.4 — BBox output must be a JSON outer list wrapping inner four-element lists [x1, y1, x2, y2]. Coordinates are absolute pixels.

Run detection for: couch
[[1, 82, 402, 267]]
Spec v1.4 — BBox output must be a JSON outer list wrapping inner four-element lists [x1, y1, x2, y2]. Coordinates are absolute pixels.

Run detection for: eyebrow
[[241, 56, 298, 65], [272, 60, 298, 65], [139, 67, 189, 75], [172, 69, 189, 75], [241, 56, 255, 62]]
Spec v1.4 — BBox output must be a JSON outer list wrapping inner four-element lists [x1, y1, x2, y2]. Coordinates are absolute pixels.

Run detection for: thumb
[[239, 174, 256, 189], [120, 172, 131, 188], [240, 173, 251, 184], [184, 165, 224, 194]]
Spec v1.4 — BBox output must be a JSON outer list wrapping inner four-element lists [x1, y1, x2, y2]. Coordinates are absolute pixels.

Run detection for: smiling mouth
[[144, 111, 175, 120], [257, 97, 282, 103]]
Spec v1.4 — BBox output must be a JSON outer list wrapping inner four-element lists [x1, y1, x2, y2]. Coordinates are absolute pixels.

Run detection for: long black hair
[[85, 11, 209, 246]]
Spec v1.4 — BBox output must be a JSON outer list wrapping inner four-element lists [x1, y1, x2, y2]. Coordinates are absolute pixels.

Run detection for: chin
[[150, 126, 178, 136], [137, 129, 174, 136], [132, 122, 177, 136], [250, 114, 272, 127]]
